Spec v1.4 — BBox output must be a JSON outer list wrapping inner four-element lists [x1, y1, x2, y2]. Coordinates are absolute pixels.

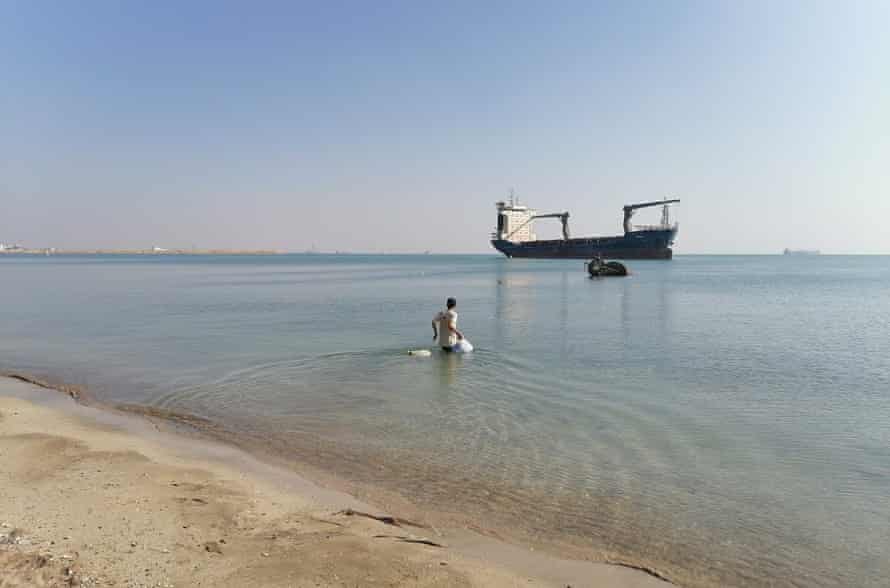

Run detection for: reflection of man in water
[[432, 297, 464, 352]]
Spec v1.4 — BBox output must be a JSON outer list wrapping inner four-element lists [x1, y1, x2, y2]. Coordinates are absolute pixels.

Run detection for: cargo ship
[[490, 196, 680, 259]]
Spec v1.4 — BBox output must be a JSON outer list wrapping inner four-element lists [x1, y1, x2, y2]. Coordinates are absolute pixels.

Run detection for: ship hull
[[491, 228, 676, 260]]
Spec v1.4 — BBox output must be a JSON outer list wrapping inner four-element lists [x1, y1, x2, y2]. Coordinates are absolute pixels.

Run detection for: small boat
[[587, 256, 628, 277]]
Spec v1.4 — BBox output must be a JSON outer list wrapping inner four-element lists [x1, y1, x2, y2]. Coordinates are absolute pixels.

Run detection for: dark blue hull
[[491, 228, 677, 259]]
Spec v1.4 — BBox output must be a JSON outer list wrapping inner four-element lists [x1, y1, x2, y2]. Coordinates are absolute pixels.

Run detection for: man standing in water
[[432, 297, 463, 352]]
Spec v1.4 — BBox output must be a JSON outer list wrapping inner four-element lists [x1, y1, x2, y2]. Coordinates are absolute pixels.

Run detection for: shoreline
[[1, 375, 670, 587], [0, 249, 282, 256]]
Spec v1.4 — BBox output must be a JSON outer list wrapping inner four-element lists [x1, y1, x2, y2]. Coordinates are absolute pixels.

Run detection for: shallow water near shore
[[3, 253, 889, 587]]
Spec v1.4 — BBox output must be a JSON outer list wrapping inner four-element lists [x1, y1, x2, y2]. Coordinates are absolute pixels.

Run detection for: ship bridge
[[494, 199, 538, 243], [495, 195, 574, 243]]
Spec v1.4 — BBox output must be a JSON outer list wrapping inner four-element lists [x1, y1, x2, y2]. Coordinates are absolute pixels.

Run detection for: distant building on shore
[[783, 248, 820, 255]]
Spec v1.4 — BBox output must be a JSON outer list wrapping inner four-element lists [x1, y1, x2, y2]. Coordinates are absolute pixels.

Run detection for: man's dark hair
[[446, 297, 457, 309]]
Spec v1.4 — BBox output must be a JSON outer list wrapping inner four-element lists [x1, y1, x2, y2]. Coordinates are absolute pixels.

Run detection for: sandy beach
[[0, 377, 667, 588]]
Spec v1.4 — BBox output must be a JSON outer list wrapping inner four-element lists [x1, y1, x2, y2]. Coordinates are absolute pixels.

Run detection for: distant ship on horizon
[[490, 193, 680, 260], [783, 248, 820, 255]]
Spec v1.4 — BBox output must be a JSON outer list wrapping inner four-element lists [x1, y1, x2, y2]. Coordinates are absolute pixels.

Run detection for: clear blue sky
[[2, 1, 888, 253]]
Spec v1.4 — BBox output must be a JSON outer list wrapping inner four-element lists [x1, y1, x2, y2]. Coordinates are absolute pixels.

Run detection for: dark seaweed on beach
[[334, 508, 428, 529]]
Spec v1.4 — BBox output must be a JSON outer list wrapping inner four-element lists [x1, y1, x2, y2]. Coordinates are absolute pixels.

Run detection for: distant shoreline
[[6, 249, 889, 257], [0, 249, 488, 256], [0, 248, 282, 255]]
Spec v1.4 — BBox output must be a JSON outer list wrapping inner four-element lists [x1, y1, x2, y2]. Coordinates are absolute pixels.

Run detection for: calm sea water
[[2, 254, 888, 587]]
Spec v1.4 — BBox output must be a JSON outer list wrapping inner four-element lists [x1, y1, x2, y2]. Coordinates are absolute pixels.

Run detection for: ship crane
[[622, 199, 680, 233], [532, 212, 571, 240]]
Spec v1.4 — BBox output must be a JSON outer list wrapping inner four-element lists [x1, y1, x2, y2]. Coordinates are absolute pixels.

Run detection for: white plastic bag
[[451, 339, 474, 353]]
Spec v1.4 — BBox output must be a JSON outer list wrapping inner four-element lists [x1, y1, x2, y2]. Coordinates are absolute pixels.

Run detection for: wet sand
[[0, 377, 668, 587]]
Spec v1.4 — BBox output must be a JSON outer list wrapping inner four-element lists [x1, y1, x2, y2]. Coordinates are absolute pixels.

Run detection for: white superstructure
[[494, 199, 537, 243]]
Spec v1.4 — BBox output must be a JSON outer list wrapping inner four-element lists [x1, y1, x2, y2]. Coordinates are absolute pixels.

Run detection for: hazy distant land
[[0, 248, 282, 255]]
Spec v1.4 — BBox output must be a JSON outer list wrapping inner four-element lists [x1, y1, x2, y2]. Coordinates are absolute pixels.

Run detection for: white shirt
[[434, 309, 458, 347]]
